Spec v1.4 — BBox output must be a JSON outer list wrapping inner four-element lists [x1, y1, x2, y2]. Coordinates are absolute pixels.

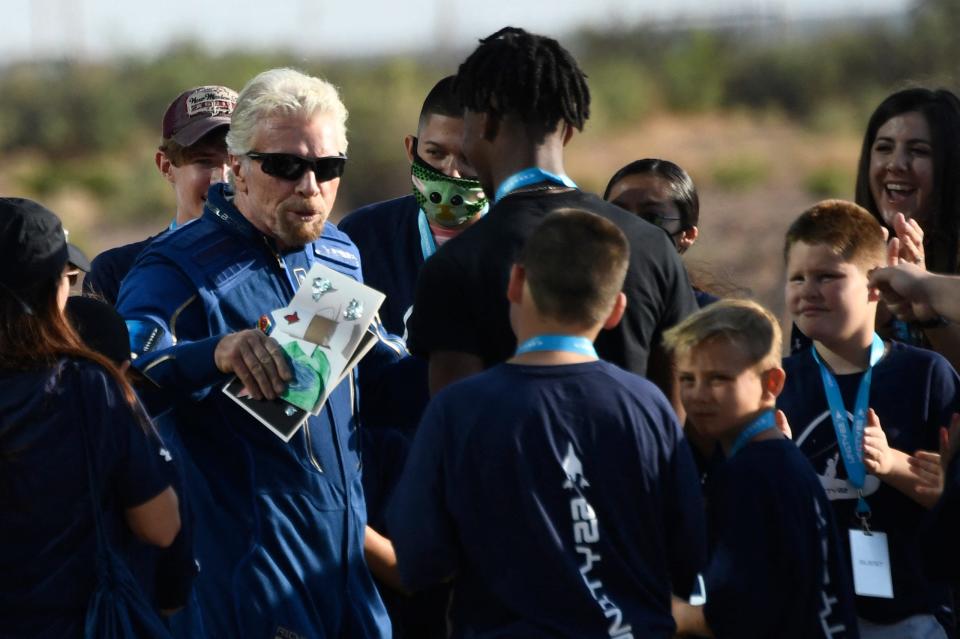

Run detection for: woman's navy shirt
[[0, 358, 173, 638]]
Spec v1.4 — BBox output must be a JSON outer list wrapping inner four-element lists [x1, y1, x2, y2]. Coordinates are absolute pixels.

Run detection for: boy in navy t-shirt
[[382, 209, 707, 638], [666, 298, 859, 638], [778, 199, 959, 638]]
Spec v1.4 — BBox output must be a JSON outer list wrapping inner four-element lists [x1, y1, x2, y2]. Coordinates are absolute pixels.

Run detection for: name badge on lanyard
[[811, 334, 892, 597], [849, 529, 894, 598]]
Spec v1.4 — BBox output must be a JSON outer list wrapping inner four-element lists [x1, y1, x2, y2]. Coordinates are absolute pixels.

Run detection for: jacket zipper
[[264, 237, 324, 474]]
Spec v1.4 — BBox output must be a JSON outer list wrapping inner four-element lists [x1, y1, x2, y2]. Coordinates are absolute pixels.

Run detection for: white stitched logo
[[562, 443, 589, 489], [186, 86, 238, 117], [563, 443, 632, 638]]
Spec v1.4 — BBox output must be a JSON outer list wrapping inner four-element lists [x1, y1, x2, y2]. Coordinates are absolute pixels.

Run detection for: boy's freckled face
[[677, 337, 767, 440], [785, 241, 876, 345]]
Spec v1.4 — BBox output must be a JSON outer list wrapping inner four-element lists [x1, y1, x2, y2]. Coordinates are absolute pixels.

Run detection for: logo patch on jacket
[[314, 244, 359, 270]]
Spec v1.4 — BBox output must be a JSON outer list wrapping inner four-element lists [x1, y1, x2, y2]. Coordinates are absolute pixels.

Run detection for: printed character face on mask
[[411, 147, 488, 227], [406, 113, 488, 228]]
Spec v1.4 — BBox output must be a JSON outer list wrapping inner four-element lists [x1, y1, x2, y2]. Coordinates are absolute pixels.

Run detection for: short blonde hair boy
[[663, 298, 782, 371]]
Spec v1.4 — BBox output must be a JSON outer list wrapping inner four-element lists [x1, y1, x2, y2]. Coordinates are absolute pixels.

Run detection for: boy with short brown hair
[[385, 209, 707, 638], [779, 199, 960, 638], [84, 85, 237, 304]]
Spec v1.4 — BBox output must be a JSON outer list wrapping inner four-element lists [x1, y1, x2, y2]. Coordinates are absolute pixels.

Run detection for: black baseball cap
[[66, 237, 91, 273], [0, 197, 69, 292]]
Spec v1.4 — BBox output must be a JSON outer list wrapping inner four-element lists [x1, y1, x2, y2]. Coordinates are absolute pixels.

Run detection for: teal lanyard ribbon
[[728, 410, 776, 458], [515, 335, 597, 358], [810, 333, 885, 518], [417, 210, 438, 261], [494, 167, 577, 204]]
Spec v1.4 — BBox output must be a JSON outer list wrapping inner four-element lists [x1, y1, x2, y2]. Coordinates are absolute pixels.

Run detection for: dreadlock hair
[[454, 27, 590, 138]]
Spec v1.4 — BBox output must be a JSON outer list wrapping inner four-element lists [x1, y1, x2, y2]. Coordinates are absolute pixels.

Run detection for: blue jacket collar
[[202, 183, 265, 244]]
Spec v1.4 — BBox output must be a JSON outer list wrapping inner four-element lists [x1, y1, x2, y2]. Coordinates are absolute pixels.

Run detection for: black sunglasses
[[246, 152, 347, 182]]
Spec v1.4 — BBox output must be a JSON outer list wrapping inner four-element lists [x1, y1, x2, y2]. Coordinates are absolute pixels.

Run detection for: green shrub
[[804, 166, 855, 199], [711, 156, 769, 191]]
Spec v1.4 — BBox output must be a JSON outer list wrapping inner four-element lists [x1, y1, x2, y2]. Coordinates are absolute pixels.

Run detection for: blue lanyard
[[416, 210, 438, 261], [494, 167, 577, 204], [810, 333, 885, 516], [728, 410, 776, 458], [515, 335, 597, 358]]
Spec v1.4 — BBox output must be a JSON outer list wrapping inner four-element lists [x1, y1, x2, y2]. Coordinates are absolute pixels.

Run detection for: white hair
[[226, 68, 348, 155]]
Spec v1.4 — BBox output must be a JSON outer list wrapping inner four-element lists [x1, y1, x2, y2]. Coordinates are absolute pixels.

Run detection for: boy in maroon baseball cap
[[84, 85, 237, 304]]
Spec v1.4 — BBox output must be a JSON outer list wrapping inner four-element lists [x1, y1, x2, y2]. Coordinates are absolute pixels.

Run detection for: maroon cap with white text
[[162, 85, 237, 146]]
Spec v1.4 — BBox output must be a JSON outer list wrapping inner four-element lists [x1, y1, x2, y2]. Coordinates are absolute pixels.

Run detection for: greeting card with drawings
[[223, 262, 385, 442]]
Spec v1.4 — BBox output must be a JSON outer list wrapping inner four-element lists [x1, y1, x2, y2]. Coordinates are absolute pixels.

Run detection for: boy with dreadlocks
[[407, 27, 697, 404]]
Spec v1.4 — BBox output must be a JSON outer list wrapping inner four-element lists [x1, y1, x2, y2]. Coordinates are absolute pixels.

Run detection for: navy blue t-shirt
[[386, 360, 707, 638], [339, 196, 432, 433], [703, 438, 859, 638], [0, 358, 174, 638], [778, 342, 960, 623], [84, 232, 165, 305]]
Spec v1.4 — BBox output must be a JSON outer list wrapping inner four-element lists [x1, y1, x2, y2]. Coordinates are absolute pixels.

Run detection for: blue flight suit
[[117, 183, 392, 639]]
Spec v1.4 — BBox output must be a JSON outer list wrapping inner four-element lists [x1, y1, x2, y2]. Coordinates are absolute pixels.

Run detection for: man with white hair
[[117, 68, 392, 639]]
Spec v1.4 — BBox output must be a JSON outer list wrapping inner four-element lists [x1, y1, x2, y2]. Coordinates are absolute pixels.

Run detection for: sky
[[2, 0, 911, 62]]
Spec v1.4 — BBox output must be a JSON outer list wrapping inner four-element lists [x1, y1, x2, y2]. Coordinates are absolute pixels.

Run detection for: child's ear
[[602, 292, 628, 330], [403, 134, 416, 164], [762, 367, 786, 401], [156, 151, 175, 184], [866, 260, 885, 302], [506, 264, 525, 305], [677, 226, 699, 254]]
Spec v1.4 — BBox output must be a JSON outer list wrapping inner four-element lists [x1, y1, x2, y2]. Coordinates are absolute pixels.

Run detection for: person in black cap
[[63, 229, 91, 294], [84, 85, 237, 304], [0, 197, 183, 637]]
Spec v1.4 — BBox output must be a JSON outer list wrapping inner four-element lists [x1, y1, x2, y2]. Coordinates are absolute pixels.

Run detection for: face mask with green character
[[410, 140, 488, 227]]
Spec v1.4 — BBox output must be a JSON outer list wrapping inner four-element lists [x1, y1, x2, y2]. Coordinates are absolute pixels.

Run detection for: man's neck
[[489, 132, 568, 199], [812, 328, 877, 375]]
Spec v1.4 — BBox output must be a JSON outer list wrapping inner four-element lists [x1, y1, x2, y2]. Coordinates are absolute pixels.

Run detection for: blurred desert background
[[1, 0, 957, 322]]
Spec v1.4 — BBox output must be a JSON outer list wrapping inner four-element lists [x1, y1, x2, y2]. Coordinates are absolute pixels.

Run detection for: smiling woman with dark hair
[[853, 88, 960, 368], [855, 88, 960, 274]]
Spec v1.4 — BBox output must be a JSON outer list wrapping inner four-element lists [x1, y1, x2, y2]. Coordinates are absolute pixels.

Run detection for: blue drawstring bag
[[79, 403, 173, 639]]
